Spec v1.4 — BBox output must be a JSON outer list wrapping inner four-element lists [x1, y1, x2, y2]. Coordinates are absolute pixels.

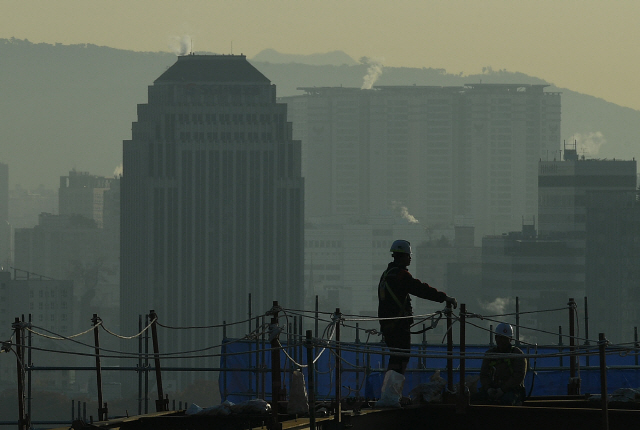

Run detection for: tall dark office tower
[[120, 55, 304, 387], [0, 163, 8, 268]]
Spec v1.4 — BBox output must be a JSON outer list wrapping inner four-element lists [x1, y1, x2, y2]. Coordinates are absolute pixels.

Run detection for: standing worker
[[378, 239, 458, 375], [476, 323, 527, 405]]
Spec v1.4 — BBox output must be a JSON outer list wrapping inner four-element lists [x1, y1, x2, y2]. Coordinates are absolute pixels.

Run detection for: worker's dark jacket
[[480, 346, 527, 392], [377, 261, 447, 331]]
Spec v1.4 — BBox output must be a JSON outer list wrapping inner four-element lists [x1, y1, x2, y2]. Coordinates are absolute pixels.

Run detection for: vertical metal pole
[[306, 330, 316, 430], [14, 317, 25, 430], [248, 294, 252, 396], [315, 295, 319, 339], [422, 324, 427, 369], [515, 297, 520, 347], [92, 314, 106, 421], [299, 315, 303, 370], [144, 314, 149, 414], [598, 333, 609, 430], [72, 400, 75, 422], [248, 293, 252, 334], [149, 310, 167, 412], [270, 306, 281, 426], [255, 316, 260, 398], [261, 315, 266, 400], [355, 323, 360, 396], [222, 321, 227, 401], [138, 315, 143, 415], [559, 326, 563, 368], [568, 298, 579, 395], [334, 308, 342, 424], [585, 297, 590, 367], [489, 324, 494, 346], [27, 314, 32, 425], [446, 301, 454, 393], [459, 304, 466, 398], [635, 327, 639, 367]]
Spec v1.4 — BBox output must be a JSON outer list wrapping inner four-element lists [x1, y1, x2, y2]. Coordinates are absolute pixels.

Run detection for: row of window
[[177, 113, 280, 125], [178, 131, 274, 143]]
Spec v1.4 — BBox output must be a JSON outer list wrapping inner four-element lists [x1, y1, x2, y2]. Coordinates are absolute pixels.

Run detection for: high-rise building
[[0, 163, 9, 268], [0, 271, 75, 391], [282, 84, 561, 242], [538, 144, 637, 237], [120, 55, 304, 387], [59, 170, 116, 228]]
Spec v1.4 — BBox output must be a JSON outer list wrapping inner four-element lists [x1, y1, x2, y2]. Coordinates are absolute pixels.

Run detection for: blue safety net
[[219, 339, 640, 403]]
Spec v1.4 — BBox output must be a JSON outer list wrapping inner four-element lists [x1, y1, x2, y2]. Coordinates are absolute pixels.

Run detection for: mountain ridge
[[0, 38, 638, 190]]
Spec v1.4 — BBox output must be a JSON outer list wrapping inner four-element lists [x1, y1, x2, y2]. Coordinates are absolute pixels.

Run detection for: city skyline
[[2, 1, 640, 111]]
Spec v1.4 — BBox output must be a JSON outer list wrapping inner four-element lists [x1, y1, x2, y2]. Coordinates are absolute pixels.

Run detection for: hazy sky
[[2, 1, 640, 110]]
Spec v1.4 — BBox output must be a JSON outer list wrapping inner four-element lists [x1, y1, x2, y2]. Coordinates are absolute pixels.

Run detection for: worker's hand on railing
[[445, 296, 458, 309]]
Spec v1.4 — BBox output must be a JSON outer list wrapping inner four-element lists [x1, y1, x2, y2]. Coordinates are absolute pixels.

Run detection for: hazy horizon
[[2, 1, 640, 111]]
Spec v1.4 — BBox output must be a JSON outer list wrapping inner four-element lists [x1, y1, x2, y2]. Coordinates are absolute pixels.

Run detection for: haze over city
[[2, 0, 640, 110], [2, 1, 640, 426]]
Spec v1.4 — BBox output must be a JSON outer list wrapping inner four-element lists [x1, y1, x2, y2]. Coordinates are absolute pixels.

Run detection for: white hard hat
[[390, 240, 412, 254], [495, 323, 513, 338]]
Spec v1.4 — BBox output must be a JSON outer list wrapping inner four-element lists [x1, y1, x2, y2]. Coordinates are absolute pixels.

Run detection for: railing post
[[457, 304, 468, 412], [149, 310, 168, 412], [446, 301, 454, 393], [598, 333, 609, 430], [584, 297, 590, 367], [489, 324, 494, 346], [515, 297, 520, 347], [635, 327, 639, 367], [27, 314, 32, 425], [334, 308, 342, 424], [92, 314, 107, 420], [222, 321, 227, 401], [355, 323, 360, 395], [568, 298, 580, 395], [137, 315, 143, 415], [306, 330, 316, 430], [269, 301, 282, 428], [13, 317, 26, 430]]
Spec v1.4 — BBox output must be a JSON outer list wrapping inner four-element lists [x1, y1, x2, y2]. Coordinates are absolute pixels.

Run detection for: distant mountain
[[0, 38, 638, 190], [251, 48, 358, 66]]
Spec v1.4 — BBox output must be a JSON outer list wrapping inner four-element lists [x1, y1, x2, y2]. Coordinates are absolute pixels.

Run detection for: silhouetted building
[[9, 185, 57, 229], [14, 212, 119, 331], [538, 143, 637, 237], [481, 225, 585, 344], [0, 271, 75, 391], [283, 84, 561, 242], [585, 190, 640, 342], [417, 226, 482, 314], [0, 163, 9, 268], [120, 55, 304, 390], [59, 170, 116, 228]]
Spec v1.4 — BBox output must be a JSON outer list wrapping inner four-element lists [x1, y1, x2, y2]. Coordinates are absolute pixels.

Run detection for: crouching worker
[[476, 323, 527, 406]]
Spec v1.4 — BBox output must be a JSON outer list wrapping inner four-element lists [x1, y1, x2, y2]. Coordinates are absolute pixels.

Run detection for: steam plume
[[361, 57, 384, 90], [392, 201, 419, 224], [170, 35, 192, 56], [480, 297, 511, 315], [573, 131, 606, 156], [113, 164, 123, 177]]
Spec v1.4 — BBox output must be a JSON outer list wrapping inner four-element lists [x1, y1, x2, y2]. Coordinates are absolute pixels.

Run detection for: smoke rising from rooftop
[[573, 131, 606, 156], [169, 35, 192, 56], [360, 57, 384, 90]]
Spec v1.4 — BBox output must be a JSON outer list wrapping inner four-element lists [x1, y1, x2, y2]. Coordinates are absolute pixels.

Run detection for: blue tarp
[[220, 340, 640, 403]]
